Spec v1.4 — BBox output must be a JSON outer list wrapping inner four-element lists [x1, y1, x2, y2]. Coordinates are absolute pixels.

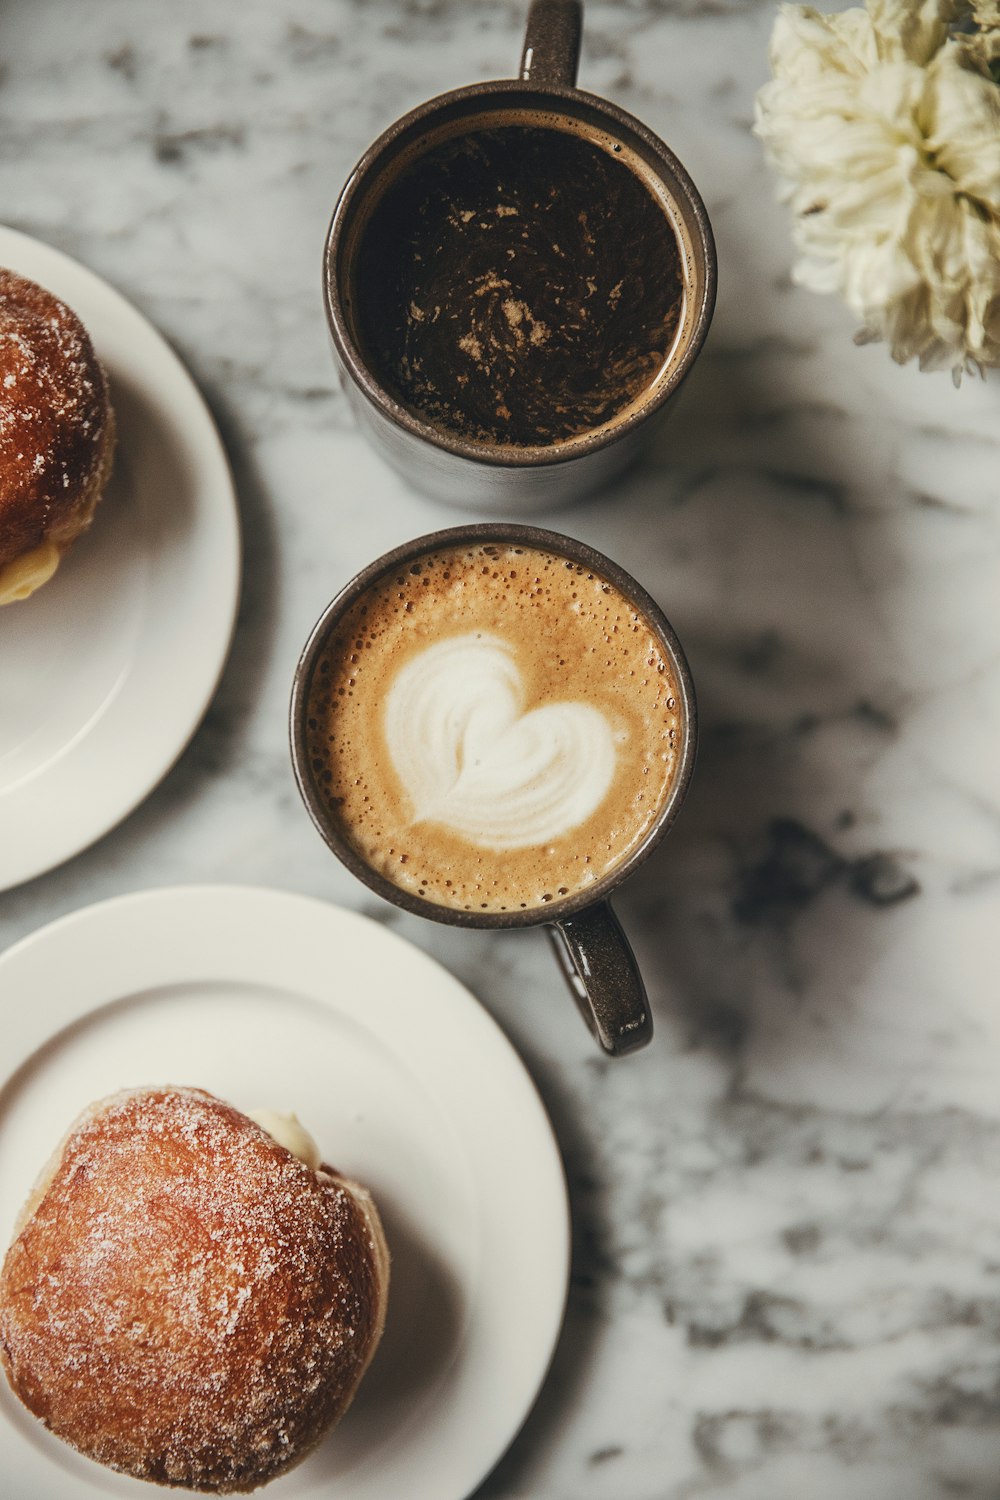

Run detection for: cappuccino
[[305, 541, 682, 913]]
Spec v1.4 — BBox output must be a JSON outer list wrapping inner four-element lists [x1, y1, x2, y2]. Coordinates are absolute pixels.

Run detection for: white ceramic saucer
[[0, 227, 240, 891], [0, 885, 570, 1500]]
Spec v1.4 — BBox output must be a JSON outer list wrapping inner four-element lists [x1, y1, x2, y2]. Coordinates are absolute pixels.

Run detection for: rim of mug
[[289, 523, 698, 931], [323, 79, 717, 471]]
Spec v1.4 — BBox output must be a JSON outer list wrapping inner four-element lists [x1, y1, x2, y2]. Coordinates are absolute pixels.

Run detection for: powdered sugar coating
[[0, 267, 113, 571], [0, 1087, 387, 1494]]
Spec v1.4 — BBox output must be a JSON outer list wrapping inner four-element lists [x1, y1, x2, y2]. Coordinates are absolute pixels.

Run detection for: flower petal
[[867, 0, 950, 65], [924, 45, 1000, 209]]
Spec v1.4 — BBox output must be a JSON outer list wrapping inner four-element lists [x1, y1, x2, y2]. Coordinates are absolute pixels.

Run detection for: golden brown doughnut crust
[[0, 267, 114, 574], [0, 1087, 388, 1493]]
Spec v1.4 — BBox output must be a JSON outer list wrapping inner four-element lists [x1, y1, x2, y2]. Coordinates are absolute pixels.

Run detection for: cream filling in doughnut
[[248, 1108, 322, 1170], [0, 540, 60, 605]]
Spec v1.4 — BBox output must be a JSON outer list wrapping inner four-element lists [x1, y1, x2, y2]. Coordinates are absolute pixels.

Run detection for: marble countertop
[[2, 1, 999, 1496]]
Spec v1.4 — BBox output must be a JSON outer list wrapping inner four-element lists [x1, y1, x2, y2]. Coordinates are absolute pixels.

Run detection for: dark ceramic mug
[[289, 524, 697, 1056], [323, 0, 716, 511]]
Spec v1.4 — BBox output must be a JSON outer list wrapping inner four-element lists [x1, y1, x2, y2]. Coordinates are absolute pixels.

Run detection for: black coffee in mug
[[345, 114, 690, 449]]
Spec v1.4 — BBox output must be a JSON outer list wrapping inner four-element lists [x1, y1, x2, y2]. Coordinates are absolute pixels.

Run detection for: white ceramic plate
[[0, 227, 240, 890], [0, 885, 570, 1500]]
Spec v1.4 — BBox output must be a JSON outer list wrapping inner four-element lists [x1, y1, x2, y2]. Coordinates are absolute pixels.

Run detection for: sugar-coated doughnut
[[0, 1086, 389, 1493], [0, 266, 115, 604]]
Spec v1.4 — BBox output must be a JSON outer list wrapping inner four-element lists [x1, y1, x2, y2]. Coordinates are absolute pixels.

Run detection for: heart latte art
[[305, 540, 682, 913], [384, 634, 620, 850]]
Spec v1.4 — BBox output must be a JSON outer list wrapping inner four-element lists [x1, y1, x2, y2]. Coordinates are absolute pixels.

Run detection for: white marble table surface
[[2, 1, 999, 1497]]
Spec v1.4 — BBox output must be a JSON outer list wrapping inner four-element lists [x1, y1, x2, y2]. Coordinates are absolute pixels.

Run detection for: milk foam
[[384, 633, 619, 851]]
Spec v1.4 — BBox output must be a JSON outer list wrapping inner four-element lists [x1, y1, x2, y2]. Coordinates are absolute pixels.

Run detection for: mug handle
[[519, 0, 582, 88], [547, 900, 653, 1056]]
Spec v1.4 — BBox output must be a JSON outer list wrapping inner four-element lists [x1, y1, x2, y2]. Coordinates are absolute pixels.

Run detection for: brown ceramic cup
[[289, 523, 697, 1056], [323, 0, 716, 511]]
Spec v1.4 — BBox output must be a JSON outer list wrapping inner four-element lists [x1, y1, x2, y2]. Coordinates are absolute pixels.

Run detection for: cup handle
[[519, 0, 582, 88], [546, 900, 653, 1056]]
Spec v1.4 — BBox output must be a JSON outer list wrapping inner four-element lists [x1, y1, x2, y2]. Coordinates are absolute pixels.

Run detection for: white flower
[[754, 0, 1000, 379]]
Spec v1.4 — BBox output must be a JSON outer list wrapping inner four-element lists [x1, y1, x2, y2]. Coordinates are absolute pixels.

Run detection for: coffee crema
[[347, 119, 687, 448], [305, 542, 682, 914]]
